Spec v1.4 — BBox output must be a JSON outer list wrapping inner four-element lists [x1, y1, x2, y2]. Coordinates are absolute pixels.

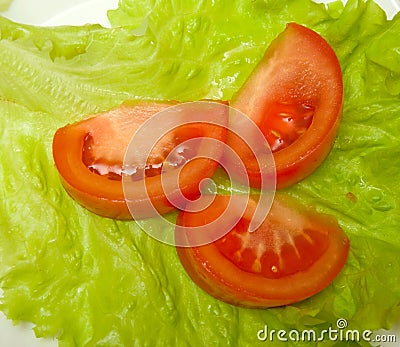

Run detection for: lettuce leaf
[[0, 0, 399, 346], [0, 0, 13, 12]]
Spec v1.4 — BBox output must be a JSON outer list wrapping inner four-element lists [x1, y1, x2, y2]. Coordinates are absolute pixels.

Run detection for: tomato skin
[[53, 102, 174, 219], [176, 194, 349, 308], [53, 101, 228, 219], [229, 23, 343, 189]]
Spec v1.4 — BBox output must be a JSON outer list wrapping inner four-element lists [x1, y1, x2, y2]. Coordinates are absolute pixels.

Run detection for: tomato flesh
[[216, 218, 328, 279], [82, 123, 203, 181], [229, 23, 343, 189], [53, 101, 227, 219], [176, 194, 349, 308], [261, 101, 314, 152]]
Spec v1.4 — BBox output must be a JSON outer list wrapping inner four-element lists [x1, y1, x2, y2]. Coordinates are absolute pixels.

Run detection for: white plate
[[0, 0, 399, 346], [1, 0, 119, 26]]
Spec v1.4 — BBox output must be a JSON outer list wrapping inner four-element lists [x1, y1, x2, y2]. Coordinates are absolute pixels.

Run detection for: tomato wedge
[[228, 23, 343, 189], [52, 101, 227, 219], [176, 194, 349, 308]]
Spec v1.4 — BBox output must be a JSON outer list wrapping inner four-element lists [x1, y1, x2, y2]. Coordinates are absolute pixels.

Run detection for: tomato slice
[[228, 23, 343, 189], [52, 101, 227, 219], [176, 194, 349, 308]]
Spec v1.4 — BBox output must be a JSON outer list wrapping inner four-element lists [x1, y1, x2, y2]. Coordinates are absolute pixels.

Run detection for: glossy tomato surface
[[176, 194, 349, 308], [52, 101, 228, 219], [229, 23, 343, 189]]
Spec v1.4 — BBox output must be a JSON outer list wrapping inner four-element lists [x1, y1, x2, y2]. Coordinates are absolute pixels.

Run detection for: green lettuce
[[0, 0, 399, 346], [0, 0, 13, 12]]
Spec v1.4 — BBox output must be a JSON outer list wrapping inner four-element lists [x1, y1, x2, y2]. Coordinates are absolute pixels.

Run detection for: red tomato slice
[[176, 194, 349, 308], [228, 23, 343, 189], [52, 101, 227, 219]]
